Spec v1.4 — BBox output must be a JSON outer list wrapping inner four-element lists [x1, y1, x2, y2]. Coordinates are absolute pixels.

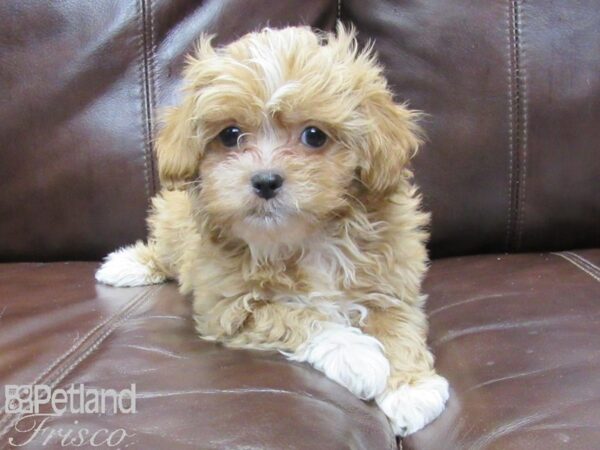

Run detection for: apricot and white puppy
[[96, 25, 448, 436]]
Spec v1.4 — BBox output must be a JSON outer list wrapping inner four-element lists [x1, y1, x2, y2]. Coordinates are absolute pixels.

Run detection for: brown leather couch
[[1, 1, 599, 449]]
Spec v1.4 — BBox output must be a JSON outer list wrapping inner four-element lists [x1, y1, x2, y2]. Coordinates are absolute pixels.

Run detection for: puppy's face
[[157, 26, 421, 247], [200, 119, 355, 247]]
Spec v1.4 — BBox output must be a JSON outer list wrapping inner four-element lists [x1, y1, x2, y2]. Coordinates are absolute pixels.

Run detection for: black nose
[[251, 172, 284, 200]]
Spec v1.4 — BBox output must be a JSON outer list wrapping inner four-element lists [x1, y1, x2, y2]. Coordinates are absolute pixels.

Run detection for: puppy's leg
[[95, 241, 167, 287], [363, 304, 449, 436], [197, 301, 390, 400], [96, 190, 195, 287], [289, 320, 390, 400]]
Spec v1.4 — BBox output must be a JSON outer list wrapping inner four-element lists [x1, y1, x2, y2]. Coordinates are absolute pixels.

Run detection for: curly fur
[[97, 24, 448, 436]]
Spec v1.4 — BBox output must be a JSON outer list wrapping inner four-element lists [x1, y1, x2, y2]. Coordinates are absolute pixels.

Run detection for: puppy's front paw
[[377, 374, 449, 436], [95, 245, 166, 287], [289, 325, 390, 400]]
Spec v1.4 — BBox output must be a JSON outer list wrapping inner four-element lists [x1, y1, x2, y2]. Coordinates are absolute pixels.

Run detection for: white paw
[[95, 245, 165, 287], [377, 374, 449, 436], [289, 324, 390, 400]]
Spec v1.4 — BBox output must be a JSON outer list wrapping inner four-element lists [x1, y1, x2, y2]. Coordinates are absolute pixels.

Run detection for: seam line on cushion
[[505, 0, 527, 251], [337, 0, 342, 20], [137, 0, 157, 201], [553, 252, 600, 283], [147, 0, 159, 194], [563, 252, 600, 275], [505, 0, 515, 251], [0, 287, 149, 416], [40, 288, 157, 389], [515, 1, 528, 249], [0, 288, 144, 419], [0, 287, 158, 440], [136, 0, 150, 201], [558, 252, 600, 279]]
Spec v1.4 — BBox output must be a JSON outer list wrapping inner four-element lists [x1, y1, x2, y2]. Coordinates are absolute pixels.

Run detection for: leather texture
[[405, 249, 600, 450], [344, 0, 600, 258], [1, 251, 599, 449], [1, 1, 600, 449], [1, 0, 598, 260], [0, 0, 336, 261], [0, 262, 395, 450]]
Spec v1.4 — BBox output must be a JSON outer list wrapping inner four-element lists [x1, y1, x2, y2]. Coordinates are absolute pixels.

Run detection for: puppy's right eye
[[218, 126, 242, 148]]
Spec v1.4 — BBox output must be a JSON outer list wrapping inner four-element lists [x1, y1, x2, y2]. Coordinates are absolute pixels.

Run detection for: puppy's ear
[[156, 102, 200, 190], [357, 92, 422, 196], [329, 24, 422, 195], [156, 35, 216, 190]]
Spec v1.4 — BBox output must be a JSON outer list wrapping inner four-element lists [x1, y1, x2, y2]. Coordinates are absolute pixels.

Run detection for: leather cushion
[[0, 262, 394, 449], [2, 0, 598, 260], [0, 0, 336, 261], [345, 0, 600, 257], [2, 250, 599, 448], [406, 249, 600, 449]]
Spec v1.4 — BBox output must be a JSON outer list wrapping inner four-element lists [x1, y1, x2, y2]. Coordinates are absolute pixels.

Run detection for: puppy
[[96, 25, 448, 436]]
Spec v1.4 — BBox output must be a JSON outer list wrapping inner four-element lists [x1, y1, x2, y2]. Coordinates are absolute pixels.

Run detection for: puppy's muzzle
[[251, 171, 284, 200]]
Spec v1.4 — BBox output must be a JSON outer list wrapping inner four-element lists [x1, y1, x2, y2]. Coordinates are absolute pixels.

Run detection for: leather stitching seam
[[565, 252, 600, 275], [506, 0, 527, 251], [147, 0, 158, 195], [0, 287, 158, 441], [505, 0, 515, 251], [563, 252, 600, 278], [515, 0, 528, 249], [553, 252, 600, 283], [137, 0, 157, 201]]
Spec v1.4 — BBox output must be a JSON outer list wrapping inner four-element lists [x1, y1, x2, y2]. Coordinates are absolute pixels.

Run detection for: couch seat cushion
[[1, 250, 598, 449], [406, 250, 600, 450], [0, 262, 394, 450]]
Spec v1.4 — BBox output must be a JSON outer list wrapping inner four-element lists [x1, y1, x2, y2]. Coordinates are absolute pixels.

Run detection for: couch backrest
[[1, 0, 598, 261]]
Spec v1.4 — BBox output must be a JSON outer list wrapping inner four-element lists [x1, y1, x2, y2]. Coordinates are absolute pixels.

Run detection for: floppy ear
[[155, 101, 201, 190], [357, 92, 423, 196], [156, 35, 216, 190]]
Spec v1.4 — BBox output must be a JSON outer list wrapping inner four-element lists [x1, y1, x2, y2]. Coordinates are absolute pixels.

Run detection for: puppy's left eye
[[300, 126, 327, 148]]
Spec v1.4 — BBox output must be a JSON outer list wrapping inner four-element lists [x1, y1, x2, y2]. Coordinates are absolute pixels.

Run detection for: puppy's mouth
[[232, 199, 312, 246], [244, 206, 288, 228]]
